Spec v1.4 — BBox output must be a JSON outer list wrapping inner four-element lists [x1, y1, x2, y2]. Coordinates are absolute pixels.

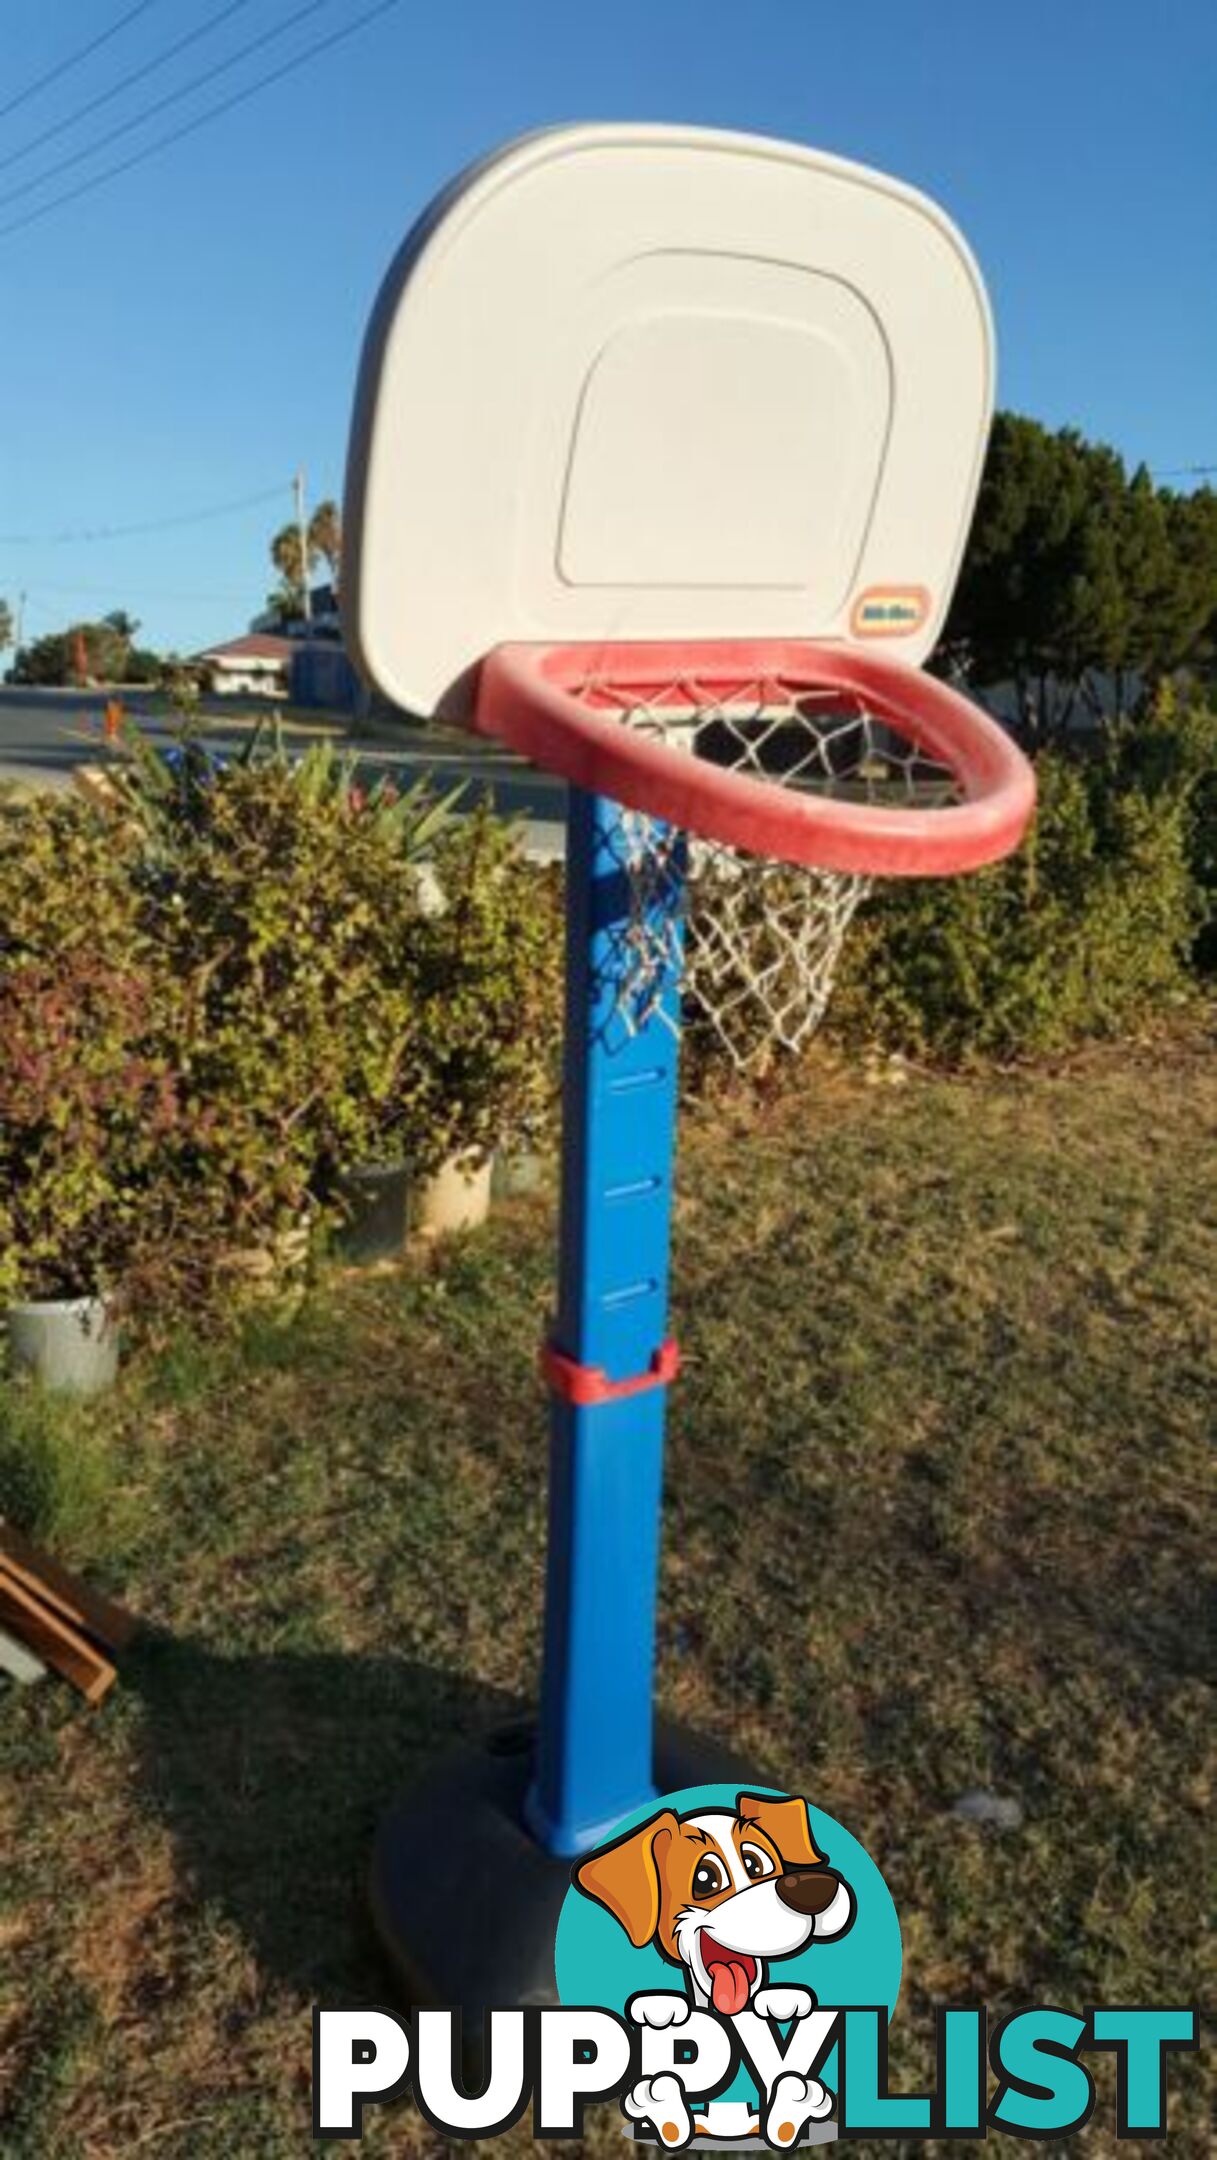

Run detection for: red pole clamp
[[539, 1336, 681, 1408]]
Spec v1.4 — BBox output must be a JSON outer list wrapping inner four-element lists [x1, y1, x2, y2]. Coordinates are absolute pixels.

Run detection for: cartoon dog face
[[575, 1792, 854, 2015]]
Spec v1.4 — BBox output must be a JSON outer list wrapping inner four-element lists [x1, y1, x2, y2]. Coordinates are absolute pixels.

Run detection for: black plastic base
[[370, 1719, 766, 2028]]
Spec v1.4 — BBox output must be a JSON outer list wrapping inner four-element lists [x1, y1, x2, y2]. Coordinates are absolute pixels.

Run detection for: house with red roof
[[195, 632, 294, 697]]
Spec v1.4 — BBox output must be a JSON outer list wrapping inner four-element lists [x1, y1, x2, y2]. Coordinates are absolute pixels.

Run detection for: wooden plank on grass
[[0, 1623, 46, 1686], [0, 1568, 117, 1704], [0, 1520, 137, 1651]]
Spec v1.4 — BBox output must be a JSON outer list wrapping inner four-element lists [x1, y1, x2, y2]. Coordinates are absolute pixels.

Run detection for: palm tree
[[270, 521, 309, 599], [308, 499, 342, 595]]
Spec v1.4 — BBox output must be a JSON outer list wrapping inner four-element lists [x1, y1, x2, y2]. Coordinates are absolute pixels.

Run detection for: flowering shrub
[[0, 740, 563, 1325], [0, 793, 188, 1305], [0, 953, 181, 1303]]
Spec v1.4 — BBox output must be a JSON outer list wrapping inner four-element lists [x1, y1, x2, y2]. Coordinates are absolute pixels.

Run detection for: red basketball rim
[[471, 640, 1036, 877]]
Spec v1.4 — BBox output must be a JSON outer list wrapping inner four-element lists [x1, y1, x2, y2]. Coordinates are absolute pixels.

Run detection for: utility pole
[[294, 467, 312, 631], [14, 589, 26, 651]]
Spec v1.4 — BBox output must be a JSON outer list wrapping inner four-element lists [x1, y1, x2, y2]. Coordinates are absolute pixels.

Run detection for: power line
[[0, 1, 162, 127], [13, 595, 64, 627], [0, 0, 259, 178], [0, 0, 403, 242], [1153, 464, 1217, 479], [0, 0, 336, 215], [15, 577, 254, 605], [0, 481, 290, 547]]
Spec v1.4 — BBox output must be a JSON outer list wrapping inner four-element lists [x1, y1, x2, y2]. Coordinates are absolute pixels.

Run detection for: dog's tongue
[[710, 1959, 752, 2016]]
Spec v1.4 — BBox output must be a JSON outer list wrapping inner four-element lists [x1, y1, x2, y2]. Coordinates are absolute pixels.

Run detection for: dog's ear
[[574, 1809, 680, 1947], [736, 1792, 827, 1871]]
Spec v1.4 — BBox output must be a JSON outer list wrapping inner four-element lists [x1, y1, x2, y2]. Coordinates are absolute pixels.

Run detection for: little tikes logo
[[312, 1782, 1198, 2143], [850, 584, 930, 638]]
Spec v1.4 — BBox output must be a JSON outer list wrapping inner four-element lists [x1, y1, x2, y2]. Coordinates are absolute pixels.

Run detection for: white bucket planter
[[413, 1153, 494, 1238], [5, 1294, 120, 1396]]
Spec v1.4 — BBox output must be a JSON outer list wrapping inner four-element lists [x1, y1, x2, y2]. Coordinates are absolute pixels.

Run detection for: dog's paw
[[764, 2073, 835, 2147], [752, 1984, 815, 2024], [628, 1992, 691, 2030], [623, 2073, 692, 2147]]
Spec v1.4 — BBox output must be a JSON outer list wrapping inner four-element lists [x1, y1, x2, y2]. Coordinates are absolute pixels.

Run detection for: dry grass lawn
[[0, 1034, 1212, 2156]]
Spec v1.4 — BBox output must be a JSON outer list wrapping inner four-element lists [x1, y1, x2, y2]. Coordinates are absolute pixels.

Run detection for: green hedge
[[1, 688, 1210, 1323], [826, 686, 1212, 1062], [0, 792, 189, 1307], [0, 738, 563, 1321]]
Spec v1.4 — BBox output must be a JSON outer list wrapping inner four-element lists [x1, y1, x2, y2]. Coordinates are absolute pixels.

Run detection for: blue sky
[[1, 0, 1214, 655]]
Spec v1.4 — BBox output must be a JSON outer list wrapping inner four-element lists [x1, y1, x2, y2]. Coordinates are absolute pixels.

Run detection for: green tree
[[10, 631, 73, 685], [263, 580, 298, 626], [271, 520, 307, 592], [269, 521, 318, 618], [0, 597, 13, 653], [8, 615, 136, 686], [943, 413, 1217, 742], [268, 500, 341, 620], [308, 498, 342, 593]]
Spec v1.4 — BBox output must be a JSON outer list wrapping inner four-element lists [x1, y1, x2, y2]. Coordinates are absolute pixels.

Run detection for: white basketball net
[[581, 665, 960, 1068]]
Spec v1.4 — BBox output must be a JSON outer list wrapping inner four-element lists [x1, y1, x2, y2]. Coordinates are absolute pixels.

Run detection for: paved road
[[0, 686, 567, 856]]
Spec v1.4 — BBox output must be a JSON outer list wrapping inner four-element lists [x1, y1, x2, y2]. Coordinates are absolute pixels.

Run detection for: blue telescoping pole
[[527, 787, 687, 1857]]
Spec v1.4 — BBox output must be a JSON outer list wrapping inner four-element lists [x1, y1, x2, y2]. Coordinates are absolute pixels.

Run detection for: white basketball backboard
[[343, 124, 994, 717]]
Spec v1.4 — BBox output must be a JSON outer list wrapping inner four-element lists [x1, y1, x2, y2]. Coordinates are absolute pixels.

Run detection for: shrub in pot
[[116, 732, 459, 1272], [379, 808, 564, 1230], [328, 1158, 414, 1265], [0, 795, 189, 1386]]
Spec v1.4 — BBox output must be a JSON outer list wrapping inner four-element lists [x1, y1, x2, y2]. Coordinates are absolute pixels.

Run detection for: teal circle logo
[[555, 1782, 901, 2107]]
